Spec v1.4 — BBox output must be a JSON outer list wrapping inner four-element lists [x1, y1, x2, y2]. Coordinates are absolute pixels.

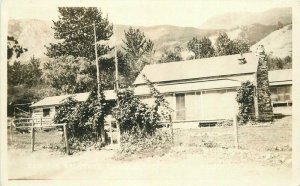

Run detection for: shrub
[[113, 75, 172, 135], [236, 81, 255, 124], [54, 86, 110, 152], [117, 129, 172, 159], [113, 88, 160, 135], [216, 120, 233, 127]]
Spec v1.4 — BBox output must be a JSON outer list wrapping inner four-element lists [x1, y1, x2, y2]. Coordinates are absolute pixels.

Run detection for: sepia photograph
[[1, 0, 299, 185]]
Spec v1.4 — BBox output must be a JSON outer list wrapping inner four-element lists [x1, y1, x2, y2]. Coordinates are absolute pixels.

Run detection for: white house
[[269, 69, 292, 115], [133, 53, 292, 126]]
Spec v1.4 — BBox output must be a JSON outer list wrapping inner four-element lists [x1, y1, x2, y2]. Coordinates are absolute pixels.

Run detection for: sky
[[5, 0, 293, 27]]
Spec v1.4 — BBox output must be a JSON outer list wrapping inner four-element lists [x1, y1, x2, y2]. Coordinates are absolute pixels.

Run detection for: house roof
[[134, 53, 259, 85], [134, 79, 241, 95], [269, 69, 292, 86], [31, 90, 116, 108]]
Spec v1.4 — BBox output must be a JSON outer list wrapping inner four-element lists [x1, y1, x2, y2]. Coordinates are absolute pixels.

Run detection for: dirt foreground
[[7, 147, 292, 186]]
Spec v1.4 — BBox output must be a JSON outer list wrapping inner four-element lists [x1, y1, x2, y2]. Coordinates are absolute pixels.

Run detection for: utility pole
[[93, 21, 106, 144], [93, 21, 101, 99], [114, 30, 121, 147]]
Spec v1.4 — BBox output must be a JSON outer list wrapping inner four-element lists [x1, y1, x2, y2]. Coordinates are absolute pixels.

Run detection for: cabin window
[[43, 108, 50, 117], [176, 93, 185, 120], [270, 86, 292, 102]]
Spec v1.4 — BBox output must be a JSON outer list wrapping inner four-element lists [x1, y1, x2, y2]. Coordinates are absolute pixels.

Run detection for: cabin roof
[[134, 53, 259, 85], [31, 90, 116, 108]]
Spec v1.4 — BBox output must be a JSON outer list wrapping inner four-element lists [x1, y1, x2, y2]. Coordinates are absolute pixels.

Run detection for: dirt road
[[7, 148, 291, 186]]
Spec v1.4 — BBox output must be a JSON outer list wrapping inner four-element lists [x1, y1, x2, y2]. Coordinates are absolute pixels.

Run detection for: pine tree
[[122, 27, 155, 84], [46, 7, 113, 61]]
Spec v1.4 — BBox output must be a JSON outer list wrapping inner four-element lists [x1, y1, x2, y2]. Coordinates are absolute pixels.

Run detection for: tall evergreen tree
[[215, 33, 235, 56], [122, 27, 155, 84], [45, 7, 115, 90], [46, 7, 113, 61]]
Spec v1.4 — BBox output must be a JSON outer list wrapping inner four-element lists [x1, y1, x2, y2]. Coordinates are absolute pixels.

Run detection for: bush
[[113, 75, 172, 135], [216, 120, 233, 127], [113, 88, 160, 135], [117, 129, 172, 159], [236, 81, 255, 124], [54, 86, 110, 152]]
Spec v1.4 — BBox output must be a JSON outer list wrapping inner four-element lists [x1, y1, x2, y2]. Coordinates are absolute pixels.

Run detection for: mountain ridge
[[8, 7, 292, 62], [200, 7, 292, 29]]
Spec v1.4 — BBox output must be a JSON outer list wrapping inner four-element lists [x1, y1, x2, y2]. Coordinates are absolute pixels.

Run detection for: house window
[[176, 93, 185, 120], [270, 85, 292, 107], [43, 108, 50, 117], [270, 86, 292, 102]]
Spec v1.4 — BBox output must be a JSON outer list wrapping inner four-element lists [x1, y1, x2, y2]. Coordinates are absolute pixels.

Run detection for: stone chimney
[[256, 45, 273, 122], [238, 53, 247, 64]]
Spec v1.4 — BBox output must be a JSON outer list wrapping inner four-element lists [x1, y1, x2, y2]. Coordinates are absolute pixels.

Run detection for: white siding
[[201, 89, 237, 120]]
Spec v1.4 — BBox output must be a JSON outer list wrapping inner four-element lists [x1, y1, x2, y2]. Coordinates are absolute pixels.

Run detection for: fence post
[[31, 120, 35, 152], [233, 114, 239, 149], [10, 120, 13, 142], [116, 121, 121, 148], [63, 124, 70, 155], [110, 121, 113, 145], [168, 115, 174, 143]]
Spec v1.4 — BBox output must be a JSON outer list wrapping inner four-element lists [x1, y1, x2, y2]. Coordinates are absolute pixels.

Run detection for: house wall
[[136, 74, 256, 122], [32, 106, 56, 125], [270, 84, 292, 115], [138, 88, 239, 122]]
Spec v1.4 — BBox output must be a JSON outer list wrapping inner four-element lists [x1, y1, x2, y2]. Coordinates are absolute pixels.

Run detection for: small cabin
[[30, 90, 116, 125]]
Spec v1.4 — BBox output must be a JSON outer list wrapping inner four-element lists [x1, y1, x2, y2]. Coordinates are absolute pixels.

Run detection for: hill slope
[[8, 19, 56, 62], [200, 7, 292, 30], [250, 25, 292, 58]]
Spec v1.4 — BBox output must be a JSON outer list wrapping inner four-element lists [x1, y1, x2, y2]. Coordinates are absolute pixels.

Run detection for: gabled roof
[[31, 90, 116, 108], [134, 53, 259, 85], [269, 69, 292, 86], [31, 92, 90, 108]]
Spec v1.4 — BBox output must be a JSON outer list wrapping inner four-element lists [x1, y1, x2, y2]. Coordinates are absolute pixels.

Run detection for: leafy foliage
[[187, 36, 214, 59], [44, 7, 117, 91], [121, 27, 155, 84], [159, 47, 183, 63], [122, 27, 154, 61], [215, 32, 250, 56], [7, 56, 42, 87], [42, 56, 96, 94], [267, 55, 292, 70], [7, 36, 27, 61], [54, 86, 110, 150], [256, 47, 273, 122], [46, 7, 113, 61], [113, 88, 160, 134], [142, 74, 173, 120], [236, 81, 255, 124], [117, 129, 171, 159]]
